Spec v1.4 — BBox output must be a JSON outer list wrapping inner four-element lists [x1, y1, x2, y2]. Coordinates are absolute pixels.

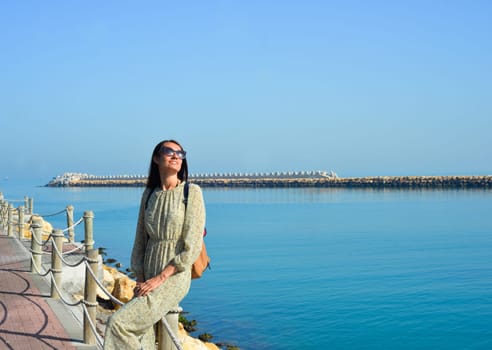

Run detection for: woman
[[104, 139, 206, 349]]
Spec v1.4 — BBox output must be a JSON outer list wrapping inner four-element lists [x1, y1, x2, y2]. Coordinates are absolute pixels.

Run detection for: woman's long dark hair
[[146, 139, 189, 189]]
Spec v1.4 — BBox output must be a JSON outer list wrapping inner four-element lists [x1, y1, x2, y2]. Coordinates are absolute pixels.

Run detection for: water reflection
[[203, 186, 492, 204]]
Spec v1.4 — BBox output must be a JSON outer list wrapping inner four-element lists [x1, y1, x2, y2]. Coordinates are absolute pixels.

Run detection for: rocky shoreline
[[46, 175, 492, 189]]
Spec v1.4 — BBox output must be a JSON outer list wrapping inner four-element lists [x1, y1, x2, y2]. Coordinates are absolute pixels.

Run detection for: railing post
[[66, 205, 75, 243], [83, 211, 94, 251], [30, 216, 43, 273], [28, 197, 34, 215], [84, 248, 98, 345], [24, 196, 29, 213], [157, 307, 183, 350], [7, 203, 14, 237], [51, 229, 64, 299], [0, 201, 6, 228], [18, 205, 25, 239]]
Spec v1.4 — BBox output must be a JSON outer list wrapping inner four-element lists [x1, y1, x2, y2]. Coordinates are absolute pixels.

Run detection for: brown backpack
[[183, 181, 210, 279]]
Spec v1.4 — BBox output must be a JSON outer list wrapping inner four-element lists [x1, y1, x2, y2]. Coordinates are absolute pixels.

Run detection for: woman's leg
[[103, 296, 156, 349], [103, 276, 190, 349]]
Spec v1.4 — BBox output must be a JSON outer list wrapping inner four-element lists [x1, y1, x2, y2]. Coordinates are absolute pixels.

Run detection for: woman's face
[[154, 141, 185, 174]]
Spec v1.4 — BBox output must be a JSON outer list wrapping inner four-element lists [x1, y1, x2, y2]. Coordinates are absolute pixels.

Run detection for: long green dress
[[103, 182, 206, 349]]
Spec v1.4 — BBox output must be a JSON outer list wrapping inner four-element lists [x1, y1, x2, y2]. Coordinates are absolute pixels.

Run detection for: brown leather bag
[[184, 183, 210, 279], [191, 230, 210, 279]]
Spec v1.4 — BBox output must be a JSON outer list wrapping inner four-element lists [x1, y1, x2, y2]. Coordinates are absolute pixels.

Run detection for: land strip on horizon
[[46, 175, 492, 189]]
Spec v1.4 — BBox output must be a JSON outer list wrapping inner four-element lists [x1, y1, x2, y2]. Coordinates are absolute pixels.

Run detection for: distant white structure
[[191, 170, 338, 179], [48, 170, 338, 186]]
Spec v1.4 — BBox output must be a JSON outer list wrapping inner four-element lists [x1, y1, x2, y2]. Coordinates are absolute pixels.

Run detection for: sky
[[1, 0, 491, 182]]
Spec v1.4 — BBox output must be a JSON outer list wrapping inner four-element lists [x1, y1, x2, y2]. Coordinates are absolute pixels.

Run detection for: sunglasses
[[159, 146, 187, 159]]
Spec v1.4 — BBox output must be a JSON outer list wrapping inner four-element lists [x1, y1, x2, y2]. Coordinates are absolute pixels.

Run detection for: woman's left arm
[[170, 184, 206, 272]]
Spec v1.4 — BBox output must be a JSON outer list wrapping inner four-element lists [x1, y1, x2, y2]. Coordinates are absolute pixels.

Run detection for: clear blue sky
[[1, 1, 491, 181]]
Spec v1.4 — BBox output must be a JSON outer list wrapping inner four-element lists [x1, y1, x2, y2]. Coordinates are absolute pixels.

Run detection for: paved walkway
[[0, 232, 99, 350]]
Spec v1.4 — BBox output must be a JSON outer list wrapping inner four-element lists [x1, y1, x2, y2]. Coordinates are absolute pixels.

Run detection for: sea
[[1, 178, 492, 350]]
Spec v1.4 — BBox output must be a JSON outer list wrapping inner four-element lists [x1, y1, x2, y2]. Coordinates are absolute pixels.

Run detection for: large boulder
[[25, 215, 53, 240], [112, 277, 136, 310]]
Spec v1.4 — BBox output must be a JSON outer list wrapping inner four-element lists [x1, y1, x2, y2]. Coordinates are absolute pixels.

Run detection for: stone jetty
[[46, 172, 492, 189], [196, 175, 492, 189]]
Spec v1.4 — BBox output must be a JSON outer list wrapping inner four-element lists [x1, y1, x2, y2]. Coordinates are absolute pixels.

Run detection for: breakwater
[[189, 175, 492, 189], [46, 173, 492, 189]]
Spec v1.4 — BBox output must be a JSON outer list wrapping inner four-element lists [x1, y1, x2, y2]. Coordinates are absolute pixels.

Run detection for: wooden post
[[28, 197, 34, 215], [24, 196, 28, 212], [30, 216, 43, 273], [0, 201, 6, 228], [18, 205, 25, 239], [157, 308, 182, 350], [84, 249, 98, 345], [51, 229, 64, 299], [83, 211, 94, 251], [66, 205, 75, 243], [7, 204, 14, 237]]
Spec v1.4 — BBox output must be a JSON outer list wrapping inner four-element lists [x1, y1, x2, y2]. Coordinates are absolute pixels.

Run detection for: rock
[[102, 265, 129, 301], [203, 342, 221, 350], [178, 323, 221, 350], [25, 215, 53, 239], [98, 267, 115, 300], [111, 277, 136, 309]]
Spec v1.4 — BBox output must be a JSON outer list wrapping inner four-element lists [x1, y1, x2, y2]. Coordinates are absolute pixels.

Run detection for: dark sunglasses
[[159, 146, 187, 159]]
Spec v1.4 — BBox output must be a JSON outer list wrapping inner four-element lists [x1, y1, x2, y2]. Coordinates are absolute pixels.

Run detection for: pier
[[46, 172, 492, 189]]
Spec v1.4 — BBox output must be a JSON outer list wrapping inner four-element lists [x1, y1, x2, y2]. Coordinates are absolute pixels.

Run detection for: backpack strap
[[183, 181, 189, 208], [182, 182, 206, 237]]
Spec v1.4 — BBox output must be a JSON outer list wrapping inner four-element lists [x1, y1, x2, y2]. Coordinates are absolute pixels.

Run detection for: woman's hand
[[134, 264, 177, 297], [135, 275, 164, 297]]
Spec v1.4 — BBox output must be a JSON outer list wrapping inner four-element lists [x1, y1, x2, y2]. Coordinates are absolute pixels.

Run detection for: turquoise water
[[2, 179, 492, 349]]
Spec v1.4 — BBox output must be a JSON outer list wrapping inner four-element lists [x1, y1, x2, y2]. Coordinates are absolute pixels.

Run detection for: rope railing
[[35, 208, 67, 217], [29, 254, 52, 277], [27, 215, 102, 347], [24, 204, 184, 350], [62, 216, 84, 234], [29, 227, 54, 247], [50, 237, 88, 268], [84, 260, 125, 307], [81, 303, 105, 347], [62, 243, 85, 255], [49, 272, 85, 307], [1, 196, 184, 350]]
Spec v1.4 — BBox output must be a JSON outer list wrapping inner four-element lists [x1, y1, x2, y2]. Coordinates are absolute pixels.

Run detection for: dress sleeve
[[171, 184, 206, 272], [130, 188, 151, 282]]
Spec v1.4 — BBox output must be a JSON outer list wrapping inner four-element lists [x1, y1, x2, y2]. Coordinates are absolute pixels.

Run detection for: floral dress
[[103, 182, 206, 349]]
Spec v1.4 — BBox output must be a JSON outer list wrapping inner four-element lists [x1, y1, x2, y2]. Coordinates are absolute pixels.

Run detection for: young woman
[[104, 139, 206, 349]]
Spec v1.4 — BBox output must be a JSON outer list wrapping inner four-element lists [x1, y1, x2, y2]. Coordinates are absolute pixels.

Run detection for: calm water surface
[[2, 179, 491, 349]]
